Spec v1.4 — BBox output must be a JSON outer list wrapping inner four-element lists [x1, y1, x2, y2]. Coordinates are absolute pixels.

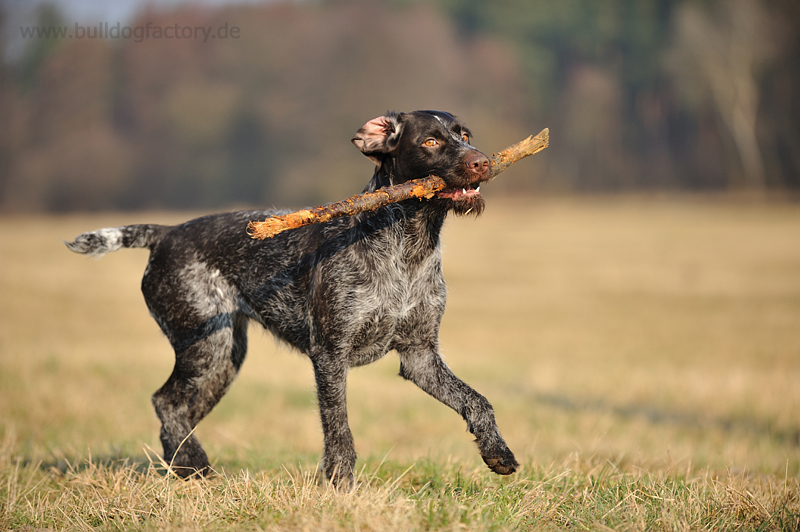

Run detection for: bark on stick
[[248, 128, 549, 239]]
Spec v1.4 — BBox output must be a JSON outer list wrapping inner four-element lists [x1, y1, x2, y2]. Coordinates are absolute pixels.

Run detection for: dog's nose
[[465, 152, 489, 176]]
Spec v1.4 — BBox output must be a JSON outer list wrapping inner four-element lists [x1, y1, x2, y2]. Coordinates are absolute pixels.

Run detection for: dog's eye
[[423, 139, 439, 147], [461, 133, 470, 143]]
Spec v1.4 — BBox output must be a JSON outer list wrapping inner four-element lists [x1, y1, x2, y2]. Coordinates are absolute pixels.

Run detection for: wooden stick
[[248, 128, 549, 239], [247, 177, 448, 239], [486, 128, 550, 179]]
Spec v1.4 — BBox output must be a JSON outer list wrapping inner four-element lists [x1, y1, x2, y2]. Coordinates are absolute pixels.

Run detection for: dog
[[66, 110, 518, 488]]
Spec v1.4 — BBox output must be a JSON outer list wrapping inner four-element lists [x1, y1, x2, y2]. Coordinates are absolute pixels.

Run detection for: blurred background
[[1, 0, 799, 497], [1, 0, 799, 212]]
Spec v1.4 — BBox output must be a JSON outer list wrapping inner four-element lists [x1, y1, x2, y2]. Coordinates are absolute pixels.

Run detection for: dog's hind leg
[[150, 313, 248, 478], [185, 313, 248, 427], [142, 257, 248, 478]]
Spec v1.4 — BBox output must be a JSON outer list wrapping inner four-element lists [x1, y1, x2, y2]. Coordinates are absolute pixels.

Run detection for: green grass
[[1, 197, 799, 530]]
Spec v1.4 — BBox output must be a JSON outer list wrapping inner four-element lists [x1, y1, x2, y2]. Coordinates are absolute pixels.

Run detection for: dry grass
[[1, 196, 798, 530]]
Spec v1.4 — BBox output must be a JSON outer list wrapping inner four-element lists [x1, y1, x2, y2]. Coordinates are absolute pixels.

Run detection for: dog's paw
[[165, 445, 212, 480], [319, 454, 357, 491], [481, 449, 519, 475]]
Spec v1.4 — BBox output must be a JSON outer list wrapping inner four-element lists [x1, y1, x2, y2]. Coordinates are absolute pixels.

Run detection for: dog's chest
[[321, 231, 446, 365]]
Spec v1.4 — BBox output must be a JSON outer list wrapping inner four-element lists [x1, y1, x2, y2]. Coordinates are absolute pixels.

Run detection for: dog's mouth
[[435, 182, 482, 201], [434, 180, 486, 216]]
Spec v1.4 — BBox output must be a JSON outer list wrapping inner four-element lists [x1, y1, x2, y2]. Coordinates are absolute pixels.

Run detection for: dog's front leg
[[311, 353, 356, 489], [398, 347, 518, 475]]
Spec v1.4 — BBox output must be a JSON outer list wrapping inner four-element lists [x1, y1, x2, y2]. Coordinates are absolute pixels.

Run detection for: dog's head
[[352, 110, 489, 216]]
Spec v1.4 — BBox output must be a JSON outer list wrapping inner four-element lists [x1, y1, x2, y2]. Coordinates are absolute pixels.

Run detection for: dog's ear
[[351, 114, 403, 165]]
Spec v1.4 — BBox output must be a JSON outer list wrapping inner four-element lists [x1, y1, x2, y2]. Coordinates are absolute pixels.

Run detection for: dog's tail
[[65, 224, 168, 258]]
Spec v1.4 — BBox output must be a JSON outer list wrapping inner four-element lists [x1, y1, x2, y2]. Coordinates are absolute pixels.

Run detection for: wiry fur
[[66, 110, 517, 488]]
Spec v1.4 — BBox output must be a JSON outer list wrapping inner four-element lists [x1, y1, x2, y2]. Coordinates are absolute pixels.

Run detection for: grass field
[[1, 196, 799, 530]]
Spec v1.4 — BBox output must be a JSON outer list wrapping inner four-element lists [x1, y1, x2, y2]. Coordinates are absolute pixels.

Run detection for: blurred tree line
[[0, 0, 798, 212]]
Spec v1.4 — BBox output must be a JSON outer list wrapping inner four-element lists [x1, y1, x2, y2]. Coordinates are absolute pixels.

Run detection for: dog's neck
[[364, 161, 396, 191], [356, 161, 448, 260]]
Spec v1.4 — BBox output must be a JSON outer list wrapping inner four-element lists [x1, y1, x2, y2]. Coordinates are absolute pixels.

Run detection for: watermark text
[[19, 22, 241, 43]]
